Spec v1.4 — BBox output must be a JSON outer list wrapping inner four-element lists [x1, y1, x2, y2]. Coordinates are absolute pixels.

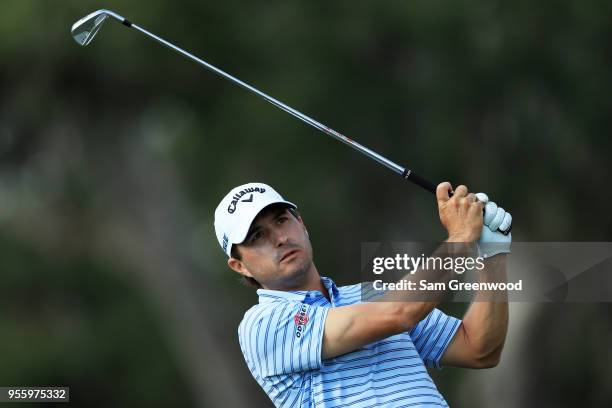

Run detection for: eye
[[252, 231, 264, 242], [278, 216, 288, 224]]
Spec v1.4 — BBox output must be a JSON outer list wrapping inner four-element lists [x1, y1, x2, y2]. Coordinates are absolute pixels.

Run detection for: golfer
[[214, 182, 511, 407]]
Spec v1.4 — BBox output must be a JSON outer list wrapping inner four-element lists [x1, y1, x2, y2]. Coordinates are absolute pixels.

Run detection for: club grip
[[402, 170, 437, 194], [402, 169, 511, 235]]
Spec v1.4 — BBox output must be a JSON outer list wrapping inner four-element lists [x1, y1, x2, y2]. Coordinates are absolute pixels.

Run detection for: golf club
[[71, 9, 511, 234]]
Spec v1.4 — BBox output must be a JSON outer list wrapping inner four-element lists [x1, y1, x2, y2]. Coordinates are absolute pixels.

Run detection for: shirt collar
[[257, 276, 339, 304]]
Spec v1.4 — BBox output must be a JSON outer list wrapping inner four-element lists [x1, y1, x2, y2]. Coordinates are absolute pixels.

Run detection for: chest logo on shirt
[[293, 304, 309, 338]]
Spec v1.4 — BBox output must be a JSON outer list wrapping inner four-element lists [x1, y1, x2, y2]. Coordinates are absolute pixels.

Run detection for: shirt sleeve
[[239, 301, 329, 378], [409, 308, 461, 369]]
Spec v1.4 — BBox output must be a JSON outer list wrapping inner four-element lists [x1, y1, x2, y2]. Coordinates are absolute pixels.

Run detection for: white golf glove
[[474, 193, 512, 259]]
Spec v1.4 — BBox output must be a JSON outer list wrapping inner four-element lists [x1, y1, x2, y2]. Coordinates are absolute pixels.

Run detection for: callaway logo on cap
[[214, 182, 296, 256]]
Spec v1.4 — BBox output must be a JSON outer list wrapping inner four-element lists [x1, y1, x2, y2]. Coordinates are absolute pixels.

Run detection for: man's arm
[[321, 301, 424, 359], [440, 255, 509, 368], [322, 182, 484, 360]]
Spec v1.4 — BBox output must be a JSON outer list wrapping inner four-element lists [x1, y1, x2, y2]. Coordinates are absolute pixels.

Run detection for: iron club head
[[71, 9, 129, 46]]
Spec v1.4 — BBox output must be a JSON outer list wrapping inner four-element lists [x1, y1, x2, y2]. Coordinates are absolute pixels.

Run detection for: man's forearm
[[460, 255, 509, 361], [379, 241, 477, 329]]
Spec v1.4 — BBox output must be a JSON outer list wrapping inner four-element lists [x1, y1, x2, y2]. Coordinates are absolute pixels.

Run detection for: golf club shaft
[[115, 15, 509, 234], [126, 23, 437, 194]]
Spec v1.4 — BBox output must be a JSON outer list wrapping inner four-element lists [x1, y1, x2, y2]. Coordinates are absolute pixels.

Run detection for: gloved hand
[[475, 193, 512, 259]]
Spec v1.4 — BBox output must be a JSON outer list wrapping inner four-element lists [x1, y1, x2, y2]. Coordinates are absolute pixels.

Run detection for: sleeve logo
[[293, 304, 309, 338]]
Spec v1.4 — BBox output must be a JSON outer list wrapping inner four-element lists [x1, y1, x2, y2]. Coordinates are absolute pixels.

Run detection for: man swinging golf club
[[214, 181, 512, 407]]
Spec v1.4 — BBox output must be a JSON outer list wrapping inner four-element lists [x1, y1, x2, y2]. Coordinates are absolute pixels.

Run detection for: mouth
[[280, 249, 300, 263]]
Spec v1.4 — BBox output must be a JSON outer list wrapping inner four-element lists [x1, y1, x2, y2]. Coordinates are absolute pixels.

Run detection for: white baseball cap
[[214, 182, 297, 256]]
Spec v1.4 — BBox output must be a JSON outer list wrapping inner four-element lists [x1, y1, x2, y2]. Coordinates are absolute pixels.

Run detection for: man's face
[[228, 206, 313, 290]]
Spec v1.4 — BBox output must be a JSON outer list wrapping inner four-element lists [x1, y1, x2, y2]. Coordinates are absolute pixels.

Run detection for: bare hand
[[436, 182, 484, 242]]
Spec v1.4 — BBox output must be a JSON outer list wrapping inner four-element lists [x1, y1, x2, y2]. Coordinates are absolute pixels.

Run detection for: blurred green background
[[1, 0, 611, 406]]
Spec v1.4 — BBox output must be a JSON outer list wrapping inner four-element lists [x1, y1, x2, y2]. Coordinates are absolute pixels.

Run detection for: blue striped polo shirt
[[238, 277, 461, 408]]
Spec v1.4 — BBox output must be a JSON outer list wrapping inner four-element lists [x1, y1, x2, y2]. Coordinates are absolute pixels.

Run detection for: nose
[[273, 229, 289, 248]]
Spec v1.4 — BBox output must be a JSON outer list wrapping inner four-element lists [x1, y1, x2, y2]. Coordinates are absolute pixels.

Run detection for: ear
[[227, 257, 254, 278]]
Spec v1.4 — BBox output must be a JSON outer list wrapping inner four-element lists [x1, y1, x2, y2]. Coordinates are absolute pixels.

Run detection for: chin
[[282, 256, 311, 280]]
